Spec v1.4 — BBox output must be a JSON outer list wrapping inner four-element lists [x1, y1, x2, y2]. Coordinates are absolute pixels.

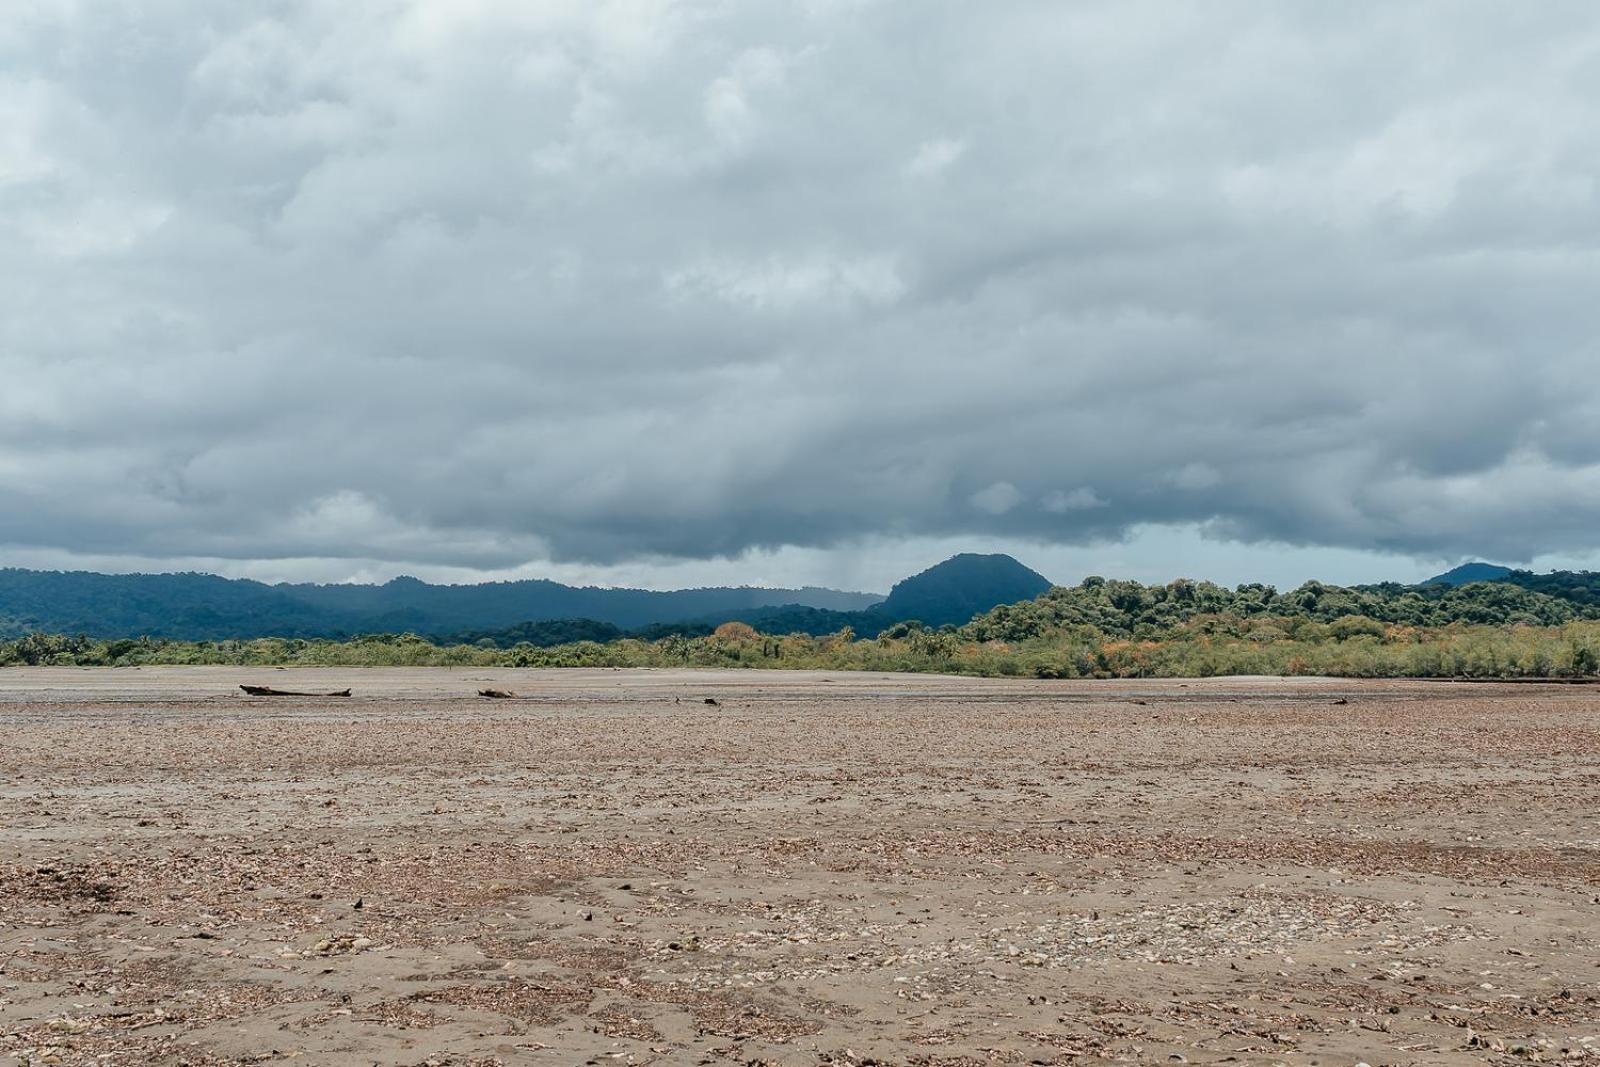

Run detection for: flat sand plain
[[2, 668, 1598, 1066]]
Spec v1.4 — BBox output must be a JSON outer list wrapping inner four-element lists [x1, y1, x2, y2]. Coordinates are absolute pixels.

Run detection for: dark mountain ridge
[[0, 567, 882, 640], [0, 553, 1054, 643]]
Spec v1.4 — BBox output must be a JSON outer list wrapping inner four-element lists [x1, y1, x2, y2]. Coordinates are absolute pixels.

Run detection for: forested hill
[[1487, 569, 1600, 611], [1423, 562, 1513, 586], [878, 553, 1053, 626], [1421, 562, 1600, 608], [959, 573, 1600, 641], [0, 568, 882, 640]]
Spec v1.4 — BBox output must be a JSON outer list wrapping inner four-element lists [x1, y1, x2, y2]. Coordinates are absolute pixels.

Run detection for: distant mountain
[[877, 553, 1054, 628], [710, 553, 1056, 637], [0, 568, 882, 641], [1422, 562, 1514, 586]]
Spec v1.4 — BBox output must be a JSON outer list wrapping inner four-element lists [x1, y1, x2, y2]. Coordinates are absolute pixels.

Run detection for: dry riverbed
[[2, 668, 1598, 1066]]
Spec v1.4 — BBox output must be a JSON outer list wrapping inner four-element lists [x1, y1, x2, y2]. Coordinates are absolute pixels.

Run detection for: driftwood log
[[240, 684, 352, 698]]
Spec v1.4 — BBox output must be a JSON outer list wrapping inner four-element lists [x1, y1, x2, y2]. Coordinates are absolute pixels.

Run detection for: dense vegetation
[[1493, 569, 1600, 612], [959, 575, 1593, 639], [7, 577, 1600, 679]]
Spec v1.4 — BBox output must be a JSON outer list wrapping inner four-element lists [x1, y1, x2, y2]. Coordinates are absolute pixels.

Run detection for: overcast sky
[[5, 1, 1600, 593]]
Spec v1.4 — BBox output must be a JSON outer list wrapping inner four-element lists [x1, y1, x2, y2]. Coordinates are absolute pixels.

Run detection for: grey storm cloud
[[4, 0, 1600, 572]]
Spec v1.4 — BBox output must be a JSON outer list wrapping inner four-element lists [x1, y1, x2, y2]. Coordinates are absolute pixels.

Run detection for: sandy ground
[[2, 668, 1598, 1067]]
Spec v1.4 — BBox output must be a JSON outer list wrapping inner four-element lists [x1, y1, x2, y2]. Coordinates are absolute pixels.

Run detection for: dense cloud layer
[[4, 1, 1600, 579]]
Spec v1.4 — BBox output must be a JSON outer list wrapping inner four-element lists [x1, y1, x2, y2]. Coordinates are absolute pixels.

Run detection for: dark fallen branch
[[240, 684, 352, 697], [477, 689, 516, 699]]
